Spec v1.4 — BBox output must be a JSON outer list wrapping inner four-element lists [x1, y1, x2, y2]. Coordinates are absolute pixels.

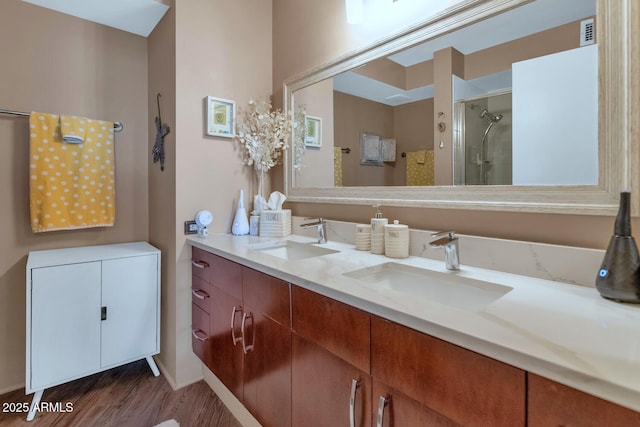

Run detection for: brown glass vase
[[595, 192, 640, 302]]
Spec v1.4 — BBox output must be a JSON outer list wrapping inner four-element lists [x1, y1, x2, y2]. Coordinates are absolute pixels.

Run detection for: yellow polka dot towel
[[29, 112, 115, 232], [406, 149, 434, 186]]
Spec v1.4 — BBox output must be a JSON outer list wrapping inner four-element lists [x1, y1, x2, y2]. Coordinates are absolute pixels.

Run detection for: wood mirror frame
[[282, 0, 638, 215]]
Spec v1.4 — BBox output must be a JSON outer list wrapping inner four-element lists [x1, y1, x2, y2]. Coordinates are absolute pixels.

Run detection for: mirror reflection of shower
[[454, 92, 512, 185], [474, 104, 503, 185]]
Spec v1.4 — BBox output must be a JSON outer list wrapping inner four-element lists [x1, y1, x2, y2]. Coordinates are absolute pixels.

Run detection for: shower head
[[479, 107, 502, 123]]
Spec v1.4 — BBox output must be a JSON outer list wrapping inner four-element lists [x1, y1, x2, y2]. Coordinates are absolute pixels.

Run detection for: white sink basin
[[249, 240, 339, 261], [343, 262, 512, 311]]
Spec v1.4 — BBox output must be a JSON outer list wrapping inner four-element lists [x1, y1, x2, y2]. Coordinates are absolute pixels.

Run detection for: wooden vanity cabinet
[[291, 285, 371, 427], [292, 285, 370, 373], [371, 316, 526, 427], [528, 374, 640, 426], [240, 267, 292, 427], [292, 333, 372, 427], [193, 248, 640, 427], [191, 247, 291, 427], [373, 380, 461, 427], [191, 248, 244, 398]]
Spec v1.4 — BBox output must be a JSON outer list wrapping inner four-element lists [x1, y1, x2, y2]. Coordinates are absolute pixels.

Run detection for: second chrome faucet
[[429, 230, 460, 270], [300, 218, 327, 244]]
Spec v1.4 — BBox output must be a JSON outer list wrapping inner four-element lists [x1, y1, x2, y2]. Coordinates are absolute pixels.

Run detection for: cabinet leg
[[146, 356, 160, 377], [26, 389, 44, 422]]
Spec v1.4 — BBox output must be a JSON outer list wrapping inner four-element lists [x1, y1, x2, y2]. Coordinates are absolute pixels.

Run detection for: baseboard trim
[[154, 357, 178, 390], [201, 365, 261, 427], [154, 356, 203, 391]]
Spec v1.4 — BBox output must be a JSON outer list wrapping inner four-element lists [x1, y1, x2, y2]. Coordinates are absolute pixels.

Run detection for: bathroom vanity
[[188, 230, 640, 427]]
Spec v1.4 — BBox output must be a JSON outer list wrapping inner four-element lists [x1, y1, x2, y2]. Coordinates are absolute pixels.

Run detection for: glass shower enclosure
[[453, 92, 512, 185]]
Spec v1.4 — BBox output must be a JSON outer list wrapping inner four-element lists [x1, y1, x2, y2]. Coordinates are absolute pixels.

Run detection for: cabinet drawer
[[528, 374, 640, 426], [191, 246, 214, 282], [371, 316, 525, 427], [292, 286, 370, 374], [210, 254, 243, 300], [192, 276, 212, 314], [192, 303, 210, 363], [242, 267, 291, 327]]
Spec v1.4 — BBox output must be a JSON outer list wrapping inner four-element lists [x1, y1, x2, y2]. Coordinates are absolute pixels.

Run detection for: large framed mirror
[[283, 0, 637, 215]]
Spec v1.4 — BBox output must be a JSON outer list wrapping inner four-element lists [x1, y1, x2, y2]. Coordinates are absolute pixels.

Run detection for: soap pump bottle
[[232, 189, 250, 235], [370, 204, 388, 255], [596, 191, 640, 302]]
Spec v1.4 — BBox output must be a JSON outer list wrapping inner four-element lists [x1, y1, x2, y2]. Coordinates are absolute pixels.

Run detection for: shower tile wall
[[464, 93, 512, 185]]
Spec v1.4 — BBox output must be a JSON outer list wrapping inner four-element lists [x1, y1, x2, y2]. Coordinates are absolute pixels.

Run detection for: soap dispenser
[[370, 205, 388, 255], [231, 190, 250, 235], [596, 191, 640, 302]]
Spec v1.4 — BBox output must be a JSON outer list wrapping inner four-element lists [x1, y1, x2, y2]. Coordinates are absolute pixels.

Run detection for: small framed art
[[304, 115, 322, 147], [206, 96, 235, 138]]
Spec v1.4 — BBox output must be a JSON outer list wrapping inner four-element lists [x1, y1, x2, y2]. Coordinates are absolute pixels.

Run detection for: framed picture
[[360, 132, 383, 166], [304, 115, 322, 147], [206, 96, 235, 138]]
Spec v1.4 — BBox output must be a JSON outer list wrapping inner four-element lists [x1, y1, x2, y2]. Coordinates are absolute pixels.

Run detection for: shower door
[[453, 92, 512, 185]]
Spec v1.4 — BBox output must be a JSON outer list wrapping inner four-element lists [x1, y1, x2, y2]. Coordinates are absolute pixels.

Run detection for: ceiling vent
[[580, 18, 595, 47]]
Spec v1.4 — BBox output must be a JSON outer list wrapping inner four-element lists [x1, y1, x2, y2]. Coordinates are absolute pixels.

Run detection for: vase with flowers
[[236, 98, 293, 213]]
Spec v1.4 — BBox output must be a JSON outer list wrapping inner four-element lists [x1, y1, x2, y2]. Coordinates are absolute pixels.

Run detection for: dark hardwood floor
[[0, 360, 243, 427]]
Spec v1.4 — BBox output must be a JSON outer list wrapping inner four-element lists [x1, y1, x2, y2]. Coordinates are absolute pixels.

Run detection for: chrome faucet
[[300, 218, 327, 244], [429, 230, 460, 270]]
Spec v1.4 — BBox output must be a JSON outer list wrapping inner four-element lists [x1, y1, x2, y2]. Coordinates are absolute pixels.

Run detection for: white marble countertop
[[187, 233, 640, 412]]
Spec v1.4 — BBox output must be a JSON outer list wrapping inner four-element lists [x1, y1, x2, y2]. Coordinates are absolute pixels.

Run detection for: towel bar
[[0, 108, 123, 132]]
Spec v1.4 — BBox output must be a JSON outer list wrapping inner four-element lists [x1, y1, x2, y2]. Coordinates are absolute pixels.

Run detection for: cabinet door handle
[[230, 306, 243, 345], [349, 378, 361, 427], [241, 312, 255, 354], [191, 260, 209, 269], [191, 288, 210, 300], [192, 329, 207, 342], [377, 395, 391, 427]]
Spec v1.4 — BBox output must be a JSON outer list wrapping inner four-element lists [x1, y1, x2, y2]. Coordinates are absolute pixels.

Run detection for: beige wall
[[333, 94, 433, 187], [0, 0, 149, 392], [433, 47, 463, 185], [172, 0, 273, 387], [295, 79, 334, 187], [148, 0, 272, 390], [393, 99, 434, 186], [333, 92, 394, 186], [273, 0, 637, 249], [148, 4, 178, 387]]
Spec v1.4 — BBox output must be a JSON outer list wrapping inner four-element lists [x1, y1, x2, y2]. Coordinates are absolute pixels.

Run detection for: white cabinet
[[25, 242, 160, 421]]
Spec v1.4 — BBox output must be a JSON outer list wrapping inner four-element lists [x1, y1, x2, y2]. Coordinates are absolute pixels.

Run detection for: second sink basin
[[344, 262, 512, 311], [249, 240, 339, 261]]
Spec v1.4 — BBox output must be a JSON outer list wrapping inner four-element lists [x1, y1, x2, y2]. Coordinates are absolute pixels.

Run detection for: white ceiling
[[22, 0, 170, 37], [334, 0, 596, 106]]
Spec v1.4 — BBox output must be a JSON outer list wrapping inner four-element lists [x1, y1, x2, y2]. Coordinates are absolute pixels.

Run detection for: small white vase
[[232, 190, 250, 235]]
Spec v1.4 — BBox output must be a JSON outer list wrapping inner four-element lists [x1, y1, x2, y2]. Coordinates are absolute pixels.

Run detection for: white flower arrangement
[[293, 104, 306, 170], [236, 98, 293, 173]]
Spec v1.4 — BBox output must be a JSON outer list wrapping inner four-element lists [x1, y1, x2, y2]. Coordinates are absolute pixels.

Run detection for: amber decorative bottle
[[595, 191, 640, 302]]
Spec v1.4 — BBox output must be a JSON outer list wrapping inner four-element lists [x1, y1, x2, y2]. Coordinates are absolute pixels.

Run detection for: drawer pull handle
[[241, 312, 255, 354], [377, 395, 391, 427], [349, 378, 361, 427], [192, 329, 207, 342], [191, 260, 209, 269], [231, 306, 243, 345], [192, 288, 210, 300]]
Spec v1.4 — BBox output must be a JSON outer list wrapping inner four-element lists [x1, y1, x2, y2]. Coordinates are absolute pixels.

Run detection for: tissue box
[[259, 209, 292, 237]]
